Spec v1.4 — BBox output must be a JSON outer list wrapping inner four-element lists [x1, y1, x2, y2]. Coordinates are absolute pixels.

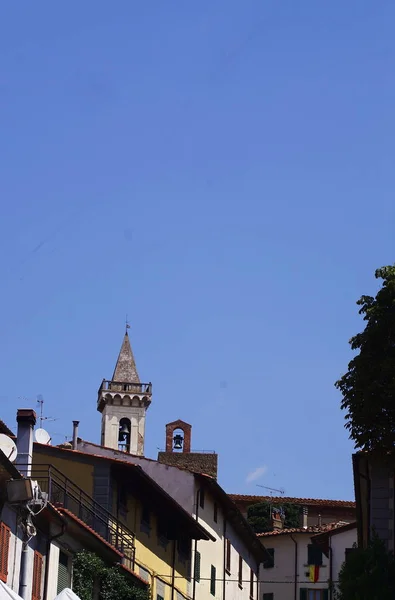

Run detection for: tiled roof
[[54, 507, 123, 557], [54, 507, 149, 586], [257, 521, 350, 537], [0, 419, 14, 437], [229, 494, 356, 508]]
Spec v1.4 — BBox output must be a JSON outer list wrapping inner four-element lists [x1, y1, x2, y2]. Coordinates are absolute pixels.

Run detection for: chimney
[[15, 409, 36, 477], [72, 421, 79, 450], [300, 506, 308, 529], [271, 508, 283, 531]]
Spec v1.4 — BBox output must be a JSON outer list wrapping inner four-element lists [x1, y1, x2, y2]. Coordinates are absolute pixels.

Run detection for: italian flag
[[309, 565, 319, 583]]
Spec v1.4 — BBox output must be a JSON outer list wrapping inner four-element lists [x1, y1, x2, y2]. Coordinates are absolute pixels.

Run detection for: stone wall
[[157, 451, 218, 479]]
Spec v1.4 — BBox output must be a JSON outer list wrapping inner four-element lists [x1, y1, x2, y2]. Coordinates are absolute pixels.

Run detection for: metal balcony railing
[[31, 464, 136, 570], [98, 380, 152, 394]]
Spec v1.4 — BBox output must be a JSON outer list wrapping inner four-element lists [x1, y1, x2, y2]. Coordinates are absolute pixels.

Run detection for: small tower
[[158, 420, 218, 479], [97, 330, 152, 455]]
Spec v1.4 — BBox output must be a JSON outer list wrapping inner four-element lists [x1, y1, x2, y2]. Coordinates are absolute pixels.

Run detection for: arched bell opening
[[118, 417, 131, 453]]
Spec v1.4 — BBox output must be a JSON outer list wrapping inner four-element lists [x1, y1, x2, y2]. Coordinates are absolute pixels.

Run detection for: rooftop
[[230, 494, 356, 508], [257, 521, 351, 537]]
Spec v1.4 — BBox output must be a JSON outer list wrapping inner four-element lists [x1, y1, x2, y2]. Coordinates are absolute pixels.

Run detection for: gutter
[[290, 534, 298, 600], [192, 488, 200, 600], [222, 518, 226, 600], [171, 539, 176, 600]]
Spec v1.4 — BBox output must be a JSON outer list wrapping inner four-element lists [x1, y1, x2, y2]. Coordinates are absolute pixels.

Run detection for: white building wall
[[194, 487, 223, 600], [331, 528, 357, 593], [259, 533, 330, 599]]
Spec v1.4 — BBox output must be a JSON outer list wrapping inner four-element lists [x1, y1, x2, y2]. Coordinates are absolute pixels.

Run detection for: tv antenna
[[256, 484, 285, 496], [36, 395, 57, 428]]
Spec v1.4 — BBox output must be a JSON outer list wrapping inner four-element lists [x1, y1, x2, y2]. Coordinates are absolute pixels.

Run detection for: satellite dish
[[0, 434, 18, 463], [35, 428, 51, 445]]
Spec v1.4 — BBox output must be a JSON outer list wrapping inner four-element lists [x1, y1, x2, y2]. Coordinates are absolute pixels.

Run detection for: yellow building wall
[[32, 449, 190, 599], [117, 486, 190, 600], [32, 448, 94, 497]]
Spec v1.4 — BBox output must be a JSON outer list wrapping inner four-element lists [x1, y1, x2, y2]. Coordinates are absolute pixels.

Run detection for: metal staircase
[[31, 464, 136, 570]]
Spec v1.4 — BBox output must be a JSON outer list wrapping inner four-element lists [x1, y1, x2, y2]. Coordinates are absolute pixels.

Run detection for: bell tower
[[97, 329, 152, 455]]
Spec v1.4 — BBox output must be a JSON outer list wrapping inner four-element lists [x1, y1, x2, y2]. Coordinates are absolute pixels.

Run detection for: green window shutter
[[323, 590, 329, 600], [299, 589, 308, 600], [57, 552, 70, 594], [194, 551, 201, 583], [210, 565, 216, 596]]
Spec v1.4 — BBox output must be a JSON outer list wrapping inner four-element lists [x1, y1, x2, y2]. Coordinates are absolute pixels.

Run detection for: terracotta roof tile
[[54, 506, 124, 556], [229, 494, 356, 508], [257, 521, 350, 537]]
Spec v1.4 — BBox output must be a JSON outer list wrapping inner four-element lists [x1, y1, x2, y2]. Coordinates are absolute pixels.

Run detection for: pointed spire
[[112, 331, 140, 383]]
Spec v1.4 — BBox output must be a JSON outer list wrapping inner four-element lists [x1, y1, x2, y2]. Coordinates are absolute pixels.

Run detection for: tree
[[73, 551, 149, 600], [335, 265, 395, 452], [247, 501, 300, 533], [335, 536, 395, 600]]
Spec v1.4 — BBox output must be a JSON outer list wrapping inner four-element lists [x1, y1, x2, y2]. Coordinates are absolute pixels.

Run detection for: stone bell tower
[[97, 329, 152, 455]]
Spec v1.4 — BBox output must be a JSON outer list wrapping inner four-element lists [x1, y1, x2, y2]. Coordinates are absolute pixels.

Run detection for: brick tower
[[97, 329, 152, 455], [158, 420, 218, 479]]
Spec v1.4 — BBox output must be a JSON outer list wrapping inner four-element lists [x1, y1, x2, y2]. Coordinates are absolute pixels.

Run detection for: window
[[225, 539, 231, 573], [57, 552, 71, 594], [210, 565, 216, 596], [139, 566, 150, 582], [140, 506, 151, 534], [199, 488, 205, 509], [157, 520, 169, 549], [263, 548, 275, 569], [307, 544, 323, 566], [263, 594, 274, 600], [299, 590, 328, 600], [178, 537, 191, 563], [156, 578, 165, 600], [194, 551, 201, 582], [213, 502, 218, 523], [238, 556, 243, 588], [249, 568, 254, 599], [0, 522, 11, 583], [32, 552, 43, 600]]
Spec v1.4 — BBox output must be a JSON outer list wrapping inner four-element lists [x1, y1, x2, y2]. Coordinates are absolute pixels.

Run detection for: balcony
[[31, 464, 136, 571], [98, 380, 152, 395]]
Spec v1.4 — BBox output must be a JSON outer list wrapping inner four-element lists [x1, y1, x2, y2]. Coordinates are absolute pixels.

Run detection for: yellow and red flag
[[309, 565, 319, 583]]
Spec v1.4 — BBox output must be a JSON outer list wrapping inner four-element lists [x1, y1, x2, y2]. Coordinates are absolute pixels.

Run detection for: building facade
[[258, 522, 355, 600]]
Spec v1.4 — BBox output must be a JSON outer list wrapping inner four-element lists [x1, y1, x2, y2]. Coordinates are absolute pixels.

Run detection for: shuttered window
[[194, 551, 201, 582], [307, 544, 323, 566], [263, 548, 274, 569], [32, 551, 43, 600], [0, 523, 11, 584], [238, 555, 243, 587], [225, 539, 231, 573], [210, 565, 215, 596], [57, 551, 70, 594]]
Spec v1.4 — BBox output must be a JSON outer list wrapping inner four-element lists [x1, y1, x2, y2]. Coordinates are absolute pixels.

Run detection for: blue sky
[[1, 1, 394, 501]]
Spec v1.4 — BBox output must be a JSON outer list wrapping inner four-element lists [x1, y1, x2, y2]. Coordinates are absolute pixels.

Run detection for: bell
[[173, 434, 183, 450], [119, 423, 130, 435]]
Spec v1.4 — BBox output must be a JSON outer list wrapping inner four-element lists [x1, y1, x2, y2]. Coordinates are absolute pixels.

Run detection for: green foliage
[[335, 265, 395, 451], [73, 550, 149, 600], [247, 502, 300, 533], [335, 536, 395, 600]]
